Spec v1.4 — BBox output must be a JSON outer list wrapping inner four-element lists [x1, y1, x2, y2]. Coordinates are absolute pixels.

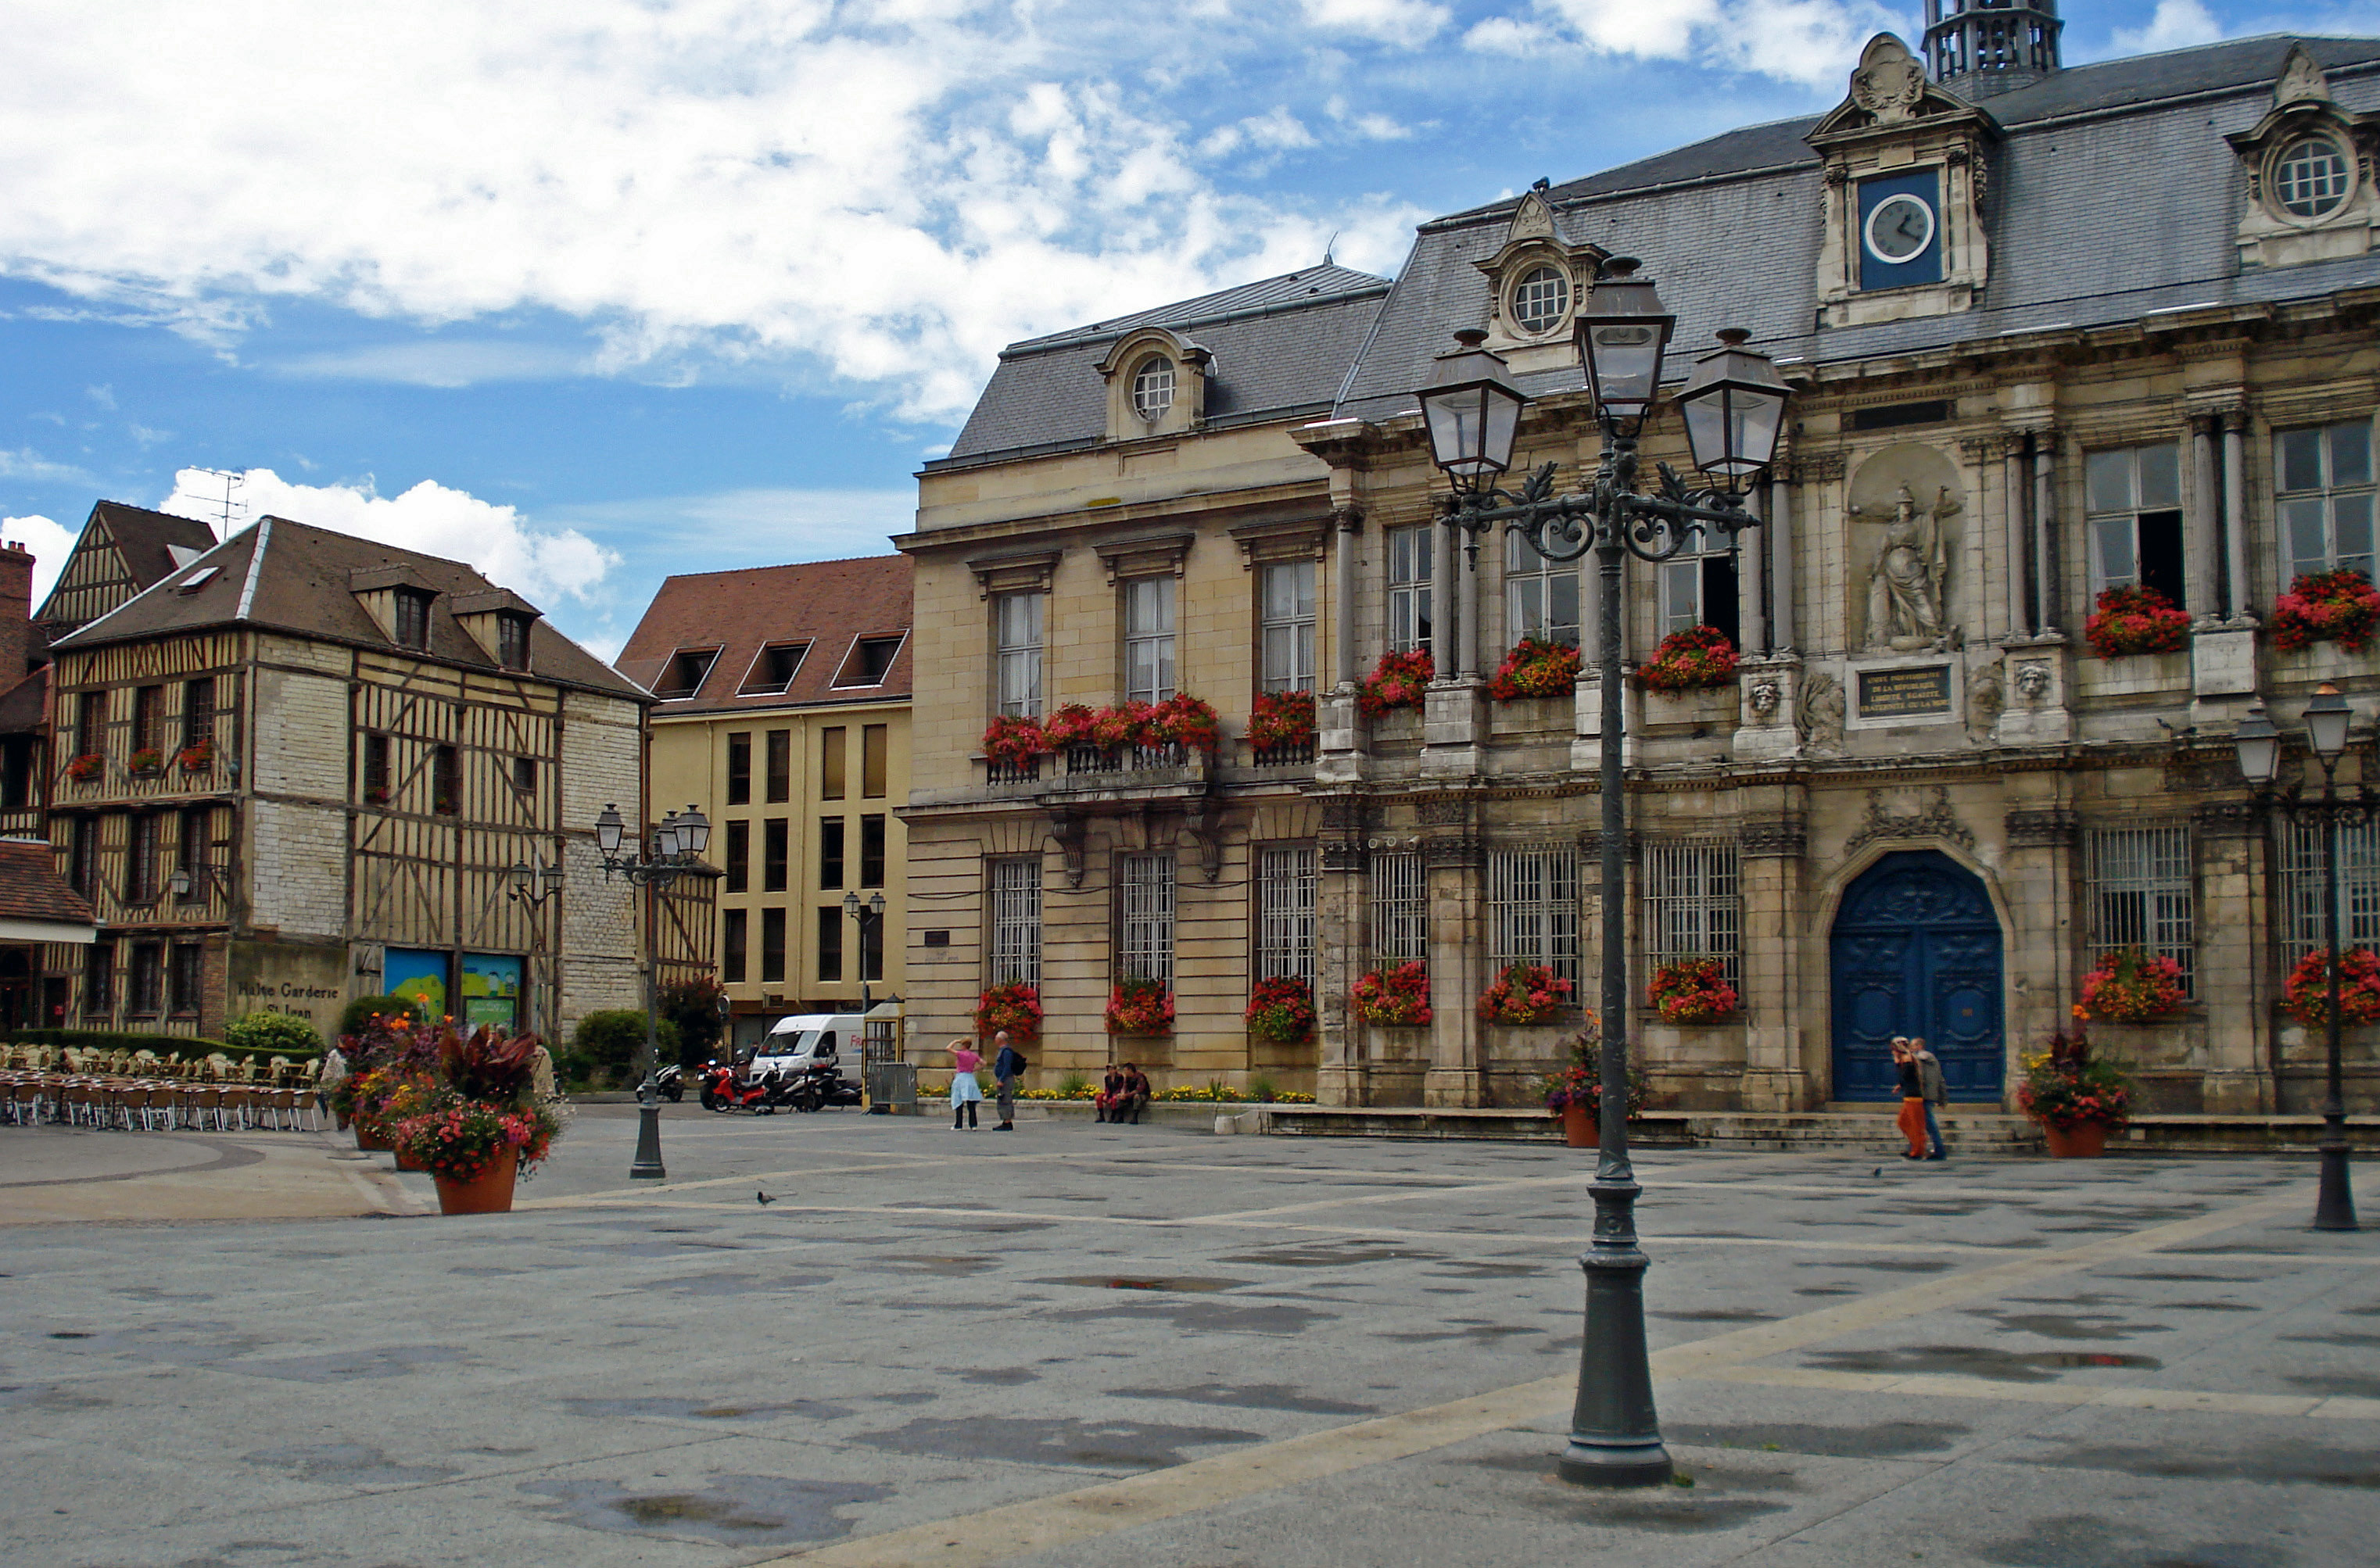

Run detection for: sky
[[1, 1, 2371, 663]]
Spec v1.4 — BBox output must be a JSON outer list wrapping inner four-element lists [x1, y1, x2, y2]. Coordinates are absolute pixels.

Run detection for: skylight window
[[833, 635, 904, 688], [656, 647, 720, 699], [738, 642, 810, 695]]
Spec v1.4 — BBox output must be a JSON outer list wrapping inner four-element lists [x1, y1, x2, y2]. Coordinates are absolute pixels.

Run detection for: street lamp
[[507, 859, 565, 1044], [2234, 689, 2363, 1231], [1416, 260, 1789, 1488], [594, 802, 716, 1181], [844, 890, 887, 1013]]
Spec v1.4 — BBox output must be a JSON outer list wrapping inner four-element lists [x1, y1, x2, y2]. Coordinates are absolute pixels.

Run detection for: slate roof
[[0, 838, 94, 931], [937, 263, 1393, 467], [50, 516, 645, 701], [1337, 33, 2380, 423], [615, 555, 913, 714]]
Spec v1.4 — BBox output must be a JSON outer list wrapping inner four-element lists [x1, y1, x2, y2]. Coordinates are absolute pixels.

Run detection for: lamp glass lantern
[[2307, 682, 2353, 761], [510, 861, 533, 893], [678, 804, 711, 856], [843, 890, 862, 920], [654, 811, 683, 859], [2235, 702, 2281, 786], [540, 865, 564, 896], [595, 804, 625, 855], [1575, 258, 1675, 423], [1676, 328, 1789, 481], [1417, 330, 1527, 481]]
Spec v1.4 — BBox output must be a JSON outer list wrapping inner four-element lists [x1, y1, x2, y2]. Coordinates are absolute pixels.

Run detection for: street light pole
[[844, 890, 887, 1015], [593, 801, 713, 1183], [506, 858, 565, 1045], [1413, 263, 1791, 1487]]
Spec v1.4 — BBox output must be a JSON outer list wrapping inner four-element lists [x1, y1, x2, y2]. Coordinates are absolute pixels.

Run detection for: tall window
[[2086, 442, 2185, 605], [181, 677, 216, 751], [819, 818, 845, 889], [76, 690, 105, 757], [765, 729, 790, 804], [177, 807, 210, 899], [1506, 532, 1581, 648], [763, 819, 789, 893], [394, 590, 433, 651], [1259, 560, 1317, 694], [1117, 853, 1176, 986], [2278, 419, 2375, 582], [82, 939, 112, 1016], [762, 908, 787, 984], [1658, 546, 1739, 643], [432, 744, 460, 814], [1641, 841, 1742, 990], [128, 943, 163, 1016], [721, 908, 748, 984], [1255, 845, 1317, 985], [1123, 578, 1177, 704], [125, 814, 160, 904], [821, 728, 847, 800], [995, 592, 1045, 718], [726, 732, 752, 806], [1371, 850, 1425, 965], [70, 817, 96, 897], [812, 907, 838, 983], [363, 733, 391, 803], [858, 908, 884, 983], [2086, 825, 2194, 992], [132, 686, 163, 753], [724, 820, 749, 893], [862, 725, 888, 798], [859, 815, 886, 887], [2278, 819, 2380, 957], [1489, 846, 1579, 984], [169, 944, 203, 1017], [989, 857, 1041, 986], [1385, 526, 1434, 658]]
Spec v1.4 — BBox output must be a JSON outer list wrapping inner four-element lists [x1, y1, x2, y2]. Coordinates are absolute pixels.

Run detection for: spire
[[1923, 0, 2063, 99]]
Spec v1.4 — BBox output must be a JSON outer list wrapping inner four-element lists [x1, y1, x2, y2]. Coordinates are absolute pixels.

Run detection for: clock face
[[1864, 192, 1935, 265]]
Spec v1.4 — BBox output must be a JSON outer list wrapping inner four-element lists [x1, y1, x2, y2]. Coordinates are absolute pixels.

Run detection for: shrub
[[340, 993, 425, 1037], [567, 1009, 679, 1087], [224, 1012, 325, 1056], [1056, 1070, 1091, 1098], [658, 978, 726, 1065]]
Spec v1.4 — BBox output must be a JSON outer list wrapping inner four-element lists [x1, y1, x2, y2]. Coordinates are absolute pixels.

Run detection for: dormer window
[[496, 612, 531, 671], [2275, 135, 2353, 220], [833, 635, 904, 689], [1131, 356, 1175, 423], [739, 642, 809, 695], [394, 589, 432, 650], [657, 647, 719, 699], [1511, 266, 1570, 335]]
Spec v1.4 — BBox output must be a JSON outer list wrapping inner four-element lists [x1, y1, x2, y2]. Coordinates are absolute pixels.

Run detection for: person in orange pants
[[1891, 1037, 1928, 1160]]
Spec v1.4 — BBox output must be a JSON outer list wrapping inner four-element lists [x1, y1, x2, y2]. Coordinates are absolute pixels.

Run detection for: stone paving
[[3, 1104, 2377, 1566]]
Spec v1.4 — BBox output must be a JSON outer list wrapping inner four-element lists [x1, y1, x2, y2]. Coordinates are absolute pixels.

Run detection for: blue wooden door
[[1830, 850, 2004, 1102]]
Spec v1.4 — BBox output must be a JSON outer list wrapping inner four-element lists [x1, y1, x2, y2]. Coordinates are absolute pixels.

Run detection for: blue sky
[[0, 1, 2366, 660]]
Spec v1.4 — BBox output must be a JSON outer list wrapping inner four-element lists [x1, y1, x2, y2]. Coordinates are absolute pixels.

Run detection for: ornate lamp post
[[593, 801, 712, 1181], [506, 859, 565, 1044], [1414, 258, 1790, 1487], [2234, 689, 2362, 1230], [844, 890, 887, 1014]]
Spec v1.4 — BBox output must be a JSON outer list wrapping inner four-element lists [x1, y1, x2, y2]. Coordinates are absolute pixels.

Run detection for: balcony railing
[[1065, 743, 1187, 775], [1249, 738, 1316, 768], [986, 756, 1041, 786]]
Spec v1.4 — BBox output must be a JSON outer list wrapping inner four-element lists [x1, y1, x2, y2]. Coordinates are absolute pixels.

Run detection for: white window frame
[[1255, 845, 1317, 985], [1117, 852, 1176, 986], [1642, 840, 1742, 990], [1385, 525, 1434, 657], [1489, 846, 1580, 985], [2277, 418, 2377, 583], [1122, 577, 1177, 705], [2084, 441, 2184, 599], [994, 591, 1045, 718], [2085, 825, 2194, 993], [1505, 530, 1581, 649], [1511, 264, 1570, 335], [1371, 850, 1425, 966], [989, 856, 1042, 987], [1259, 560, 1317, 695], [2278, 819, 2380, 958], [1131, 356, 1175, 423]]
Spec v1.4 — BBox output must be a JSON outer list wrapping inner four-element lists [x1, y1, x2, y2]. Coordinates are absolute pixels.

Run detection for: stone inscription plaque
[[1857, 664, 1952, 718]]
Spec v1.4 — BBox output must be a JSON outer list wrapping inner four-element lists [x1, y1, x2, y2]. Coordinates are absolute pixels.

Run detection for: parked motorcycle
[[787, 1060, 865, 1113], [700, 1061, 771, 1113], [654, 1064, 686, 1103]]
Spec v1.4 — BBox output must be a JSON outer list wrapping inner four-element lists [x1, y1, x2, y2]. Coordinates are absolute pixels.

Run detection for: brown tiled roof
[[92, 502, 218, 592], [51, 516, 647, 701], [0, 838, 94, 929], [0, 667, 47, 736], [616, 556, 913, 714]]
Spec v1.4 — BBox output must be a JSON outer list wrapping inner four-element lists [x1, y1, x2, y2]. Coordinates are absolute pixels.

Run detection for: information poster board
[[384, 947, 450, 1022], [461, 953, 522, 1032]]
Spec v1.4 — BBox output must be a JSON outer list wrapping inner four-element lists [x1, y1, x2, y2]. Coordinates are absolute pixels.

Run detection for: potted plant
[[1105, 975, 1174, 1036], [64, 753, 104, 782], [1647, 957, 1739, 1024], [973, 980, 1043, 1044], [177, 738, 216, 772], [389, 1023, 561, 1215], [2016, 1029, 2132, 1158], [2281, 946, 2380, 1028], [1248, 690, 1316, 753], [1487, 635, 1580, 701], [2076, 947, 2188, 1023], [2272, 568, 2380, 653], [1351, 961, 1432, 1026], [1477, 962, 1572, 1026], [1357, 649, 1432, 718], [1538, 1031, 1635, 1148], [1243, 976, 1316, 1045], [980, 714, 1048, 769], [127, 746, 164, 776], [1636, 625, 1739, 694], [2082, 585, 2191, 659]]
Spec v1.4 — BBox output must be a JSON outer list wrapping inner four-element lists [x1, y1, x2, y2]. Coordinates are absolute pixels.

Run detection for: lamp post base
[[1556, 1437, 1675, 1489], [629, 1097, 667, 1182], [2314, 1132, 2357, 1231], [1558, 1180, 1673, 1491]]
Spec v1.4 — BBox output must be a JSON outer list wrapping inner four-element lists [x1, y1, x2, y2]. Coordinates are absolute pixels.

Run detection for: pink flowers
[[2272, 568, 2380, 653], [1647, 958, 1739, 1024], [1247, 690, 1317, 749], [1487, 636, 1580, 701], [2083, 585, 2192, 659], [1477, 963, 1572, 1026], [2281, 947, 2380, 1028], [2076, 947, 2187, 1022], [1357, 650, 1432, 718], [1636, 625, 1738, 694], [1351, 961, 1432, 1026]]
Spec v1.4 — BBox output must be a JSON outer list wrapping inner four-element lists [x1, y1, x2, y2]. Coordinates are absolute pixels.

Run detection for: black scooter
[[787, 1060, 865, 1112]]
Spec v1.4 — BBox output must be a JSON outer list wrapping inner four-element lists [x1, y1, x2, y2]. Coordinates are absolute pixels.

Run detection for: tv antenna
[[188, 469, 247, 535]]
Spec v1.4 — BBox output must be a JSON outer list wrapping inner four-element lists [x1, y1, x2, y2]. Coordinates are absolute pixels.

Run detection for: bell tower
[[1923, 0, 2063, 98]]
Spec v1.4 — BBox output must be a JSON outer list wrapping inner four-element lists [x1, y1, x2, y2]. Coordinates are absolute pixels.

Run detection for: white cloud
[[2113, 1, 2226, 53], [1299, 0, 1450, 45], [85, 384, 114, 410], [156, 467, 618, 607], [1474, 1, 1893, 86], [0, 447, 94, 487], [2, 514, 78, 604]]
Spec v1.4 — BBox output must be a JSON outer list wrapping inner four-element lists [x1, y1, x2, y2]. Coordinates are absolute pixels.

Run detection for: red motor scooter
[[699, 1060, 772, 1113]]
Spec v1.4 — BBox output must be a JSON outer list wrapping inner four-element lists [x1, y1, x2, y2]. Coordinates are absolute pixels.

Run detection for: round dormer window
[[1131, 355, 1176, 422], [1511, 265, 1570, 335], [2275, 135, 2353, 219]]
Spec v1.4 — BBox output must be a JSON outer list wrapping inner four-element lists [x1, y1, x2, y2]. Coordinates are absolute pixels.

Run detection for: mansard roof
[[936, 263, 1392, 468], [51, 515, 644, 701], [615, 554, 913, 713]]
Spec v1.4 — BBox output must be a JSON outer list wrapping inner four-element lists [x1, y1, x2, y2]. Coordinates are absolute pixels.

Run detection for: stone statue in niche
[[1965, 663, 2003, 745], [1797, 671, 1845, 754], [1854, 482, 1960, 652]]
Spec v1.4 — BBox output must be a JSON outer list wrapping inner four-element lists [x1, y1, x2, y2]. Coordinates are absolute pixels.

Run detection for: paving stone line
[[1696, 1363, 2380, 1421]]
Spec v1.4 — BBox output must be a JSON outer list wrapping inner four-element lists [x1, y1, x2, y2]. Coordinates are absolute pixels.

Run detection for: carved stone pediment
[[1844, 785, 1975, 856]]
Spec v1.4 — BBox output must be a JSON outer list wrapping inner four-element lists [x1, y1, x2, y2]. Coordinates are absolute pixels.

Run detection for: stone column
[[2222, 410, 2251, 625], [2188, 416, 2220, 621], [1457, 528, 1482, 681], [2031, 429, 2059, 635], [1314, 795, 1369, 1107], [1740, 485, 1768, 657], [2002, 802, 2080, 1107], [1333, 507, 1361, 687], [1737, 800, 1810, 1110], [2004, 434, 2032, 639], [1420, 795, 1485, 1107], [2192, 800, 2274, 1113], [1769, 466, 1796, 653], [1432, 514, 1458, 677]]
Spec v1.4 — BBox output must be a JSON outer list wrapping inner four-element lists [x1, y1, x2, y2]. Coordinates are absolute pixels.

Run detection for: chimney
[[0, 542, 30, 682]]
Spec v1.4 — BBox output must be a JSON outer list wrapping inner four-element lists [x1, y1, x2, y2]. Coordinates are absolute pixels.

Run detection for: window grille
[[1504, 531, 1580, 648], [1385, 526, 1434, 657], [1117, 853, 1175, 986], [2278, 137, 2353, 218], [1259, 561, 1317, 694], [1511, 265, 1569, 334], [1132, 355, 1174, 421], [1371, 850, 1425, 966], [1256, 845, 1317, 984], [989, 857, 1041, 986], [1488, 846, 1579, 983], [1123, 578, 1177, 704], [1641, 840, 1742, 990], [2277, 420, 2375, 582], [995, 592, 1045, 718], [2278, 818, 2380, 958], [2085, 825, 2195, 991]]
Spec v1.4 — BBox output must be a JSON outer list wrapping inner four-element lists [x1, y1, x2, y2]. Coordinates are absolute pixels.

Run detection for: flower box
[[2075, 947, 2186, 1024], [2281, 947, 2380, 1028], [1105, 976, 1174, 1036], [2273, 569, 2380, 653], [1636, 625, 1737, 693], [1352, 961, 1432, 1027], [177, 739, 215, 773], [1245, 976, 1316, 1045], [973, 981, 1042, 1044], [1487, 636, 1579, 701], [127, 748, 163, 776], [1647, 958, 1738, 1024], [2084, 585, 2191, 659], [64, 754, 104, 782], [1357, 650, 1432, 718], [1477, 962, 1573, 1026]]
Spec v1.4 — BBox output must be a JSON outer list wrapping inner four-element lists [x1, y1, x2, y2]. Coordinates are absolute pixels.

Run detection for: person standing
[[1912, 1036, 1948, 1160], [991, 1032, 1027, 1132], [1891, 1037, 1927, 1161], [948, 1038, 984, 1131]]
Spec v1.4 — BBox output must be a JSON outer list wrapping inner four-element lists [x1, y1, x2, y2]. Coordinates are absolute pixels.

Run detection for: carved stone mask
[[2013, 662, 2051, 700], [1748, 680, 1780, 716]]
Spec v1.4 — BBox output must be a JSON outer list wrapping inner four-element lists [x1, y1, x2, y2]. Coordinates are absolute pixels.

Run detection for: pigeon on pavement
[[756, 1191, 776, 1206]]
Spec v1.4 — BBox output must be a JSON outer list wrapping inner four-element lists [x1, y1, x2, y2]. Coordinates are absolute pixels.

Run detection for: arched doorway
[[1830, 850, 2004, 1101]]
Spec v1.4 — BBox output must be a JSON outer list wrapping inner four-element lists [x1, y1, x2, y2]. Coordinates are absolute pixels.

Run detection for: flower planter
[[354, 1122, 393, 1153], [2041, 1122, 2108, 1158], [432, 1148, 519, 1215], [1561, 1101, 1593, 1148], [393, 1146, 426, 1172]]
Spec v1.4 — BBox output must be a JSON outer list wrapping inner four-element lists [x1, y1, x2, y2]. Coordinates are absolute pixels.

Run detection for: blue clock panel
[[1857, 169, 1944, 291]]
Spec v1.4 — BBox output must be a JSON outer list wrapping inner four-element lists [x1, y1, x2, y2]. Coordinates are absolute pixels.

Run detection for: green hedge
[[4, 1029, 324, 1065]]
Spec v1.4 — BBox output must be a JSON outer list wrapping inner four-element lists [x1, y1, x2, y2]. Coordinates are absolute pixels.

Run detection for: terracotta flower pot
[[1561, 1101, 1594, 1148], [354, 1121, 393, 1153], [393, 1146, 425, 1172], [2042, 1122, 2109, 1158], [433, 1149, 519, 1215]]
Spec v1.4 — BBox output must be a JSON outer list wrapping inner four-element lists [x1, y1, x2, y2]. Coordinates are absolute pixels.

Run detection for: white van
[[751, 1003, 900, 1091]]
